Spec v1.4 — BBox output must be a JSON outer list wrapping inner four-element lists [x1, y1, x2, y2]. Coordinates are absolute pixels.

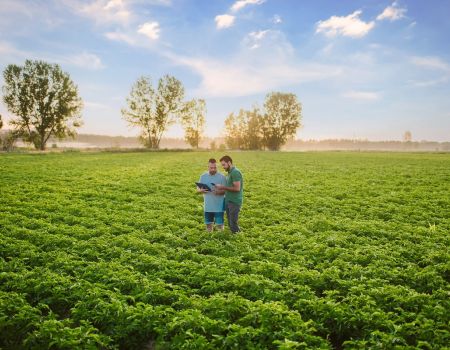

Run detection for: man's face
[[208, 162, 217, 175], [221, 161, 232, 172]]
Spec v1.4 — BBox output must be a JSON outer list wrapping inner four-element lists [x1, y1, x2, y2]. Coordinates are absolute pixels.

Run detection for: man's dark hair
[[220, 155, 233, 163], [208, 158, 216, 163]]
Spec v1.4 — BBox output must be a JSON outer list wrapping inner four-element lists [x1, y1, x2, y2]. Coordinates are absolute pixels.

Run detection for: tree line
[[1, 60, 302, 151]]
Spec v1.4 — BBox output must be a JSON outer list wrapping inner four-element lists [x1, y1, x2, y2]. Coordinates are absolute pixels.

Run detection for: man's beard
[[209, 171, 217, 175]]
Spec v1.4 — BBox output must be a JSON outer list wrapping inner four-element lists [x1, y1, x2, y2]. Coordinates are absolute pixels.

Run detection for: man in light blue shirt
[[197, 158, 226, 232]]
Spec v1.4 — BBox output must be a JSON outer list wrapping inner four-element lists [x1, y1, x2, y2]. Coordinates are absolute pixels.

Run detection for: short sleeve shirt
[[225, 167, 243, 205], [199, 172, 226, 212]]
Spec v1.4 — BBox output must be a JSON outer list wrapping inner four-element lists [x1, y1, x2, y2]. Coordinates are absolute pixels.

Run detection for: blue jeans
[[226, 202, 241, 233]]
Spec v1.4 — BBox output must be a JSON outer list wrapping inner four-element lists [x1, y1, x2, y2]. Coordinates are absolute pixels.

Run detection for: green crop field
[[1, 151, 449, 349]]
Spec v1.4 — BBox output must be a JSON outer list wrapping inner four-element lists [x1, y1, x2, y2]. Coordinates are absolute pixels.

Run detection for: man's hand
[[214, 182, 240, 192], [197, 187, 209, 193], [213, 188, 225, 195]]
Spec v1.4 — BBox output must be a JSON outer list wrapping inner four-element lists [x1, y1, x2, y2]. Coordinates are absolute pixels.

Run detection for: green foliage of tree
[[180, 99, 206, 149], [224, 92, 302, 150], [121, 75, 185, 149], [261, 92, 302, 151], [244, 107, 264, 150], [224, 108, 264, 150], [2, 60, 83, 150], [224, 110, 245, 150]]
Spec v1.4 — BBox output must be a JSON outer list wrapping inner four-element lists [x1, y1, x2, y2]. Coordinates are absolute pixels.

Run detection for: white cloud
[[163, 31, 341, 97], [68, 52, 105, 70], [245, 30, 270, 49], [230, 0, 265, 13], [105, 31, 137, 45], [65, 0, 132, 25], [0, 41, 105, 71], [411, 56, 450, 72], [138, 21, 160, 40], [377, 1, 407, 21], [168, 55, 341, 97], [408, 78, 449, 88], [242, 29, 294, 55], [272, 14, 282, 24], [409, 56, 450, 87], [316, 10, 375, 38], [342, 90, 380, 100], [215, 14, 235, 29]]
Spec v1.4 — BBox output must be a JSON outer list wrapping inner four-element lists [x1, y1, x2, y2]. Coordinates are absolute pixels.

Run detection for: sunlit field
[[1, 151, 449, 349]]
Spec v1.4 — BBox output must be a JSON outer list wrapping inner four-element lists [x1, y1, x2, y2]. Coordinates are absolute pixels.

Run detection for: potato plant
[[1, 151, 449, 349]]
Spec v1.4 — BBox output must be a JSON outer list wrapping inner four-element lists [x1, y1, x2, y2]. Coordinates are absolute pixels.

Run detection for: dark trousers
[[226, 202, 241, 233]]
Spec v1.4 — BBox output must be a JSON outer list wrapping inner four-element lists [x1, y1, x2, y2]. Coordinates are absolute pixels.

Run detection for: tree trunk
[[40, 134, 46, 150]]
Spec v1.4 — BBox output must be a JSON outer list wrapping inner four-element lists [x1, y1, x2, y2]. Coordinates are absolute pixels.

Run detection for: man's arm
[[215, 181, 240, 192]]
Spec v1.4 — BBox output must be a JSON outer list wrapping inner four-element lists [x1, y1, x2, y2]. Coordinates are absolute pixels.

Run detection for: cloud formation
[[316, 10, 375, 38], [138, 22, 160, 40], [215, 14, 236, 29], [165, 30, 341, 97], [230, 0, 265, 13], [272, 14, 282, 24], [411, 56, 450, 72], [72, 0, 132, 26], [377, 1, 407, 21], [68, 52, 105, 70]]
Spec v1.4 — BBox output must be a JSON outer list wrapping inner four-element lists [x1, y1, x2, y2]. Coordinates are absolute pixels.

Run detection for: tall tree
[[223, 107, 265, 150], [180, 99, 206, 149], [0, 114, 3, 130], [224, 109, 246, 149], [242, 107, 264, 150], [261, 92, 302, 150], [122, 75, 184, 149], [2, 60, 83, 150]]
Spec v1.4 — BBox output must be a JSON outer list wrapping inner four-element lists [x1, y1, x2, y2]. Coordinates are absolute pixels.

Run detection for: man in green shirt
[[215, 155, 243, 233]]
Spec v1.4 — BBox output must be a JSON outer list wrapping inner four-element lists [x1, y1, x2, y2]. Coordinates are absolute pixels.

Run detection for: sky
[[0, 0, 449, 141]]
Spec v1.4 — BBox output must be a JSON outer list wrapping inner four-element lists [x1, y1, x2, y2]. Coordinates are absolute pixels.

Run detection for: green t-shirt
[[225, 167, 243, 205]]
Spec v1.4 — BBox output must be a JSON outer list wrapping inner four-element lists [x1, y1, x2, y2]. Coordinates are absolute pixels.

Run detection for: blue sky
[[1, 0, 449, 141]]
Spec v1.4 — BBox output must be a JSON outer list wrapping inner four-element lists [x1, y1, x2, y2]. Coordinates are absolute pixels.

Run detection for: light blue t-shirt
[[199, 172, 226, 213]]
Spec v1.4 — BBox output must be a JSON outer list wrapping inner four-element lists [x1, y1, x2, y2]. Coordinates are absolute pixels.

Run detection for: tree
[[242, 107, 264, 150], [2, 60, 83, 150], [180, 99, 206, 149], [403, 131, 412, 142], [224, 110, 246, 149], [261, 92, 302, 150], [121, 75, 184, 149], [0, 113, 17, 151]]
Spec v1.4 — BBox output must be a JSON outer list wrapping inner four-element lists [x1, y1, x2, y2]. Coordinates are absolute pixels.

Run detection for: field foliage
[[1, 151, 449, 349]]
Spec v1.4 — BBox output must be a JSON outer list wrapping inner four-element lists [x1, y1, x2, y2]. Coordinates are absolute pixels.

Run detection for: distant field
[[1, 151, 449, 349]]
